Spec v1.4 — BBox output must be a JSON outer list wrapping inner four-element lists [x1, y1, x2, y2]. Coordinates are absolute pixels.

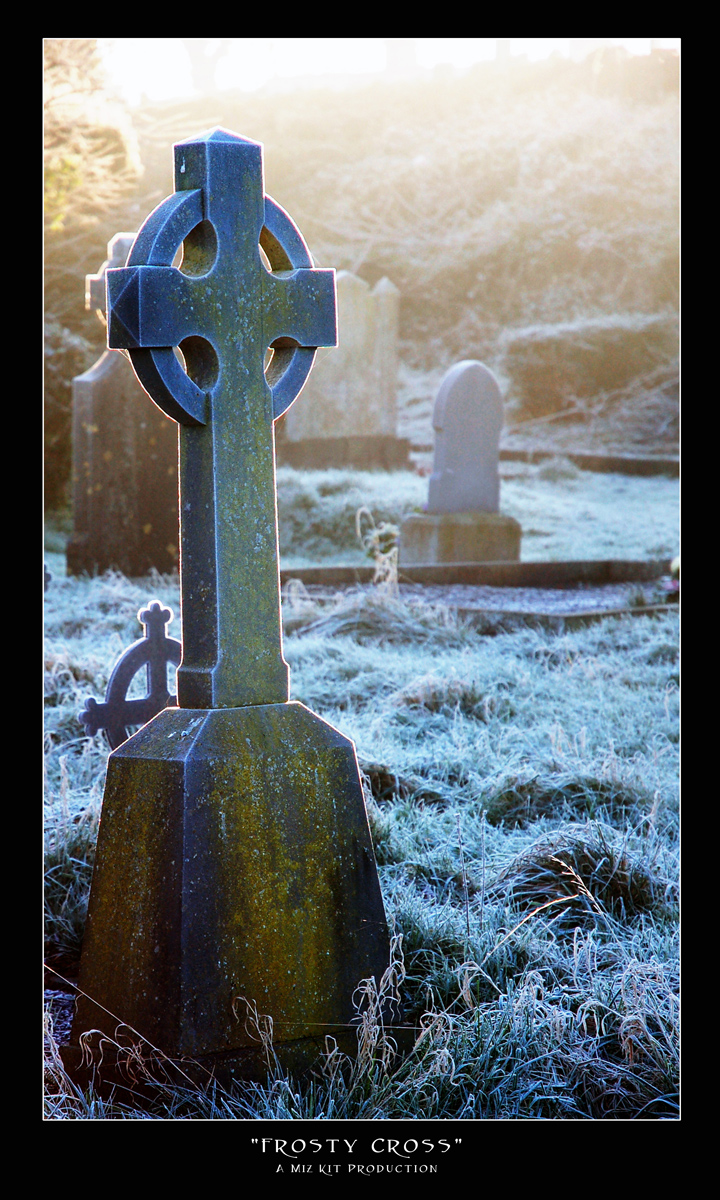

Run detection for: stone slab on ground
[[280, 558, 672, 590], [282, 578, 676, 629], [409, 447, 679, 477]]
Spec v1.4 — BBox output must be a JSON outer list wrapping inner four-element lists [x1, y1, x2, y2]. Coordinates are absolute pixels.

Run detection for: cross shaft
[[106, 129, 336, 708]]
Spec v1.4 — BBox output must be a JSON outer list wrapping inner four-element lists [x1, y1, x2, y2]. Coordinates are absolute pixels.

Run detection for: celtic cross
[[107, 128, 336, 709], [79, 602, 182, 749], [66, 128, 390, 1083]]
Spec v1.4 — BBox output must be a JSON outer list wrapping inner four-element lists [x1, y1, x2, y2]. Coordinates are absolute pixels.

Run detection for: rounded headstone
[[427, 360, 503, 514]]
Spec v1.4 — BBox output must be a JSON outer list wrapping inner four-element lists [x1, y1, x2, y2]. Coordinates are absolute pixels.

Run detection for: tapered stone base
[[66, 702, 390, 1081], [399, 511, 521, 565]]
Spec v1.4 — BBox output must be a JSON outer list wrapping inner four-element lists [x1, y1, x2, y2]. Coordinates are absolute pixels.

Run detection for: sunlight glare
[[99, 37, 680, 108]]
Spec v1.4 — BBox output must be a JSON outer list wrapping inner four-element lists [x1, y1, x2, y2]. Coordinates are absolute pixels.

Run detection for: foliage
[[44, 40, 141, 329], [276, 466, 421, 564], [498, 312, 678, 420], [131, 57, 679, 372], [43, 320, 96, 510], [44, 50, 679, 507], [44, 39, 142, 506]]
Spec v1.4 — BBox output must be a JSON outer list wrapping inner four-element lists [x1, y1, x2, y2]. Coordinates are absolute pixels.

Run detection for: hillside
[[44, 49, 679, 507]]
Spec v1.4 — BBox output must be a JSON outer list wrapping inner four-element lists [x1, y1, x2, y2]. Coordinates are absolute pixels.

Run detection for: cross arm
[[263, 267, 338, 353], [107, 266, 202, 350]]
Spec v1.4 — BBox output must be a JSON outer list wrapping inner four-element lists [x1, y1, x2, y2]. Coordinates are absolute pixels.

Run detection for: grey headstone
[[283, 270, 400, 441], [427, 360, 503, 514], [66, 233, 180, 577]]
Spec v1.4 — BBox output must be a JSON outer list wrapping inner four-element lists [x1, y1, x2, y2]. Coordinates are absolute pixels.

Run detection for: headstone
[[278, 270, 409, 468], [400, 361, 521, 564], [66, 234, 180, 577], [63, 128, 391, 1089]]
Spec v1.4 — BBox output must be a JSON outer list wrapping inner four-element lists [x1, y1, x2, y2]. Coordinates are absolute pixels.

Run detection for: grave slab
[[278, 433, 410, 470], [279, 558, 672, 588]]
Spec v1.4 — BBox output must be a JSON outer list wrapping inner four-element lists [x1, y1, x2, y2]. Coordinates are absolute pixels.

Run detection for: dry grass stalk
[[355, 506, 399, 596]]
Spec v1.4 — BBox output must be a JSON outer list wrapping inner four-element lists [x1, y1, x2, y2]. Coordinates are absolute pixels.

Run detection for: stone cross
[[107, 128, 336, 709], [66, 129, 391, 1087], [79, 601, 181, 750], [85, 233, 136, 316]]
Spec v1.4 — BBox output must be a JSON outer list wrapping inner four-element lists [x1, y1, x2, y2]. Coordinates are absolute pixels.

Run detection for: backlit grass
[[44, 506, 679, 1118]]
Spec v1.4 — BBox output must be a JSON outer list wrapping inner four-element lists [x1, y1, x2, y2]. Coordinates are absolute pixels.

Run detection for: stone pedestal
[[65, 702, 390, 1082], [399, 511, 521, 565]]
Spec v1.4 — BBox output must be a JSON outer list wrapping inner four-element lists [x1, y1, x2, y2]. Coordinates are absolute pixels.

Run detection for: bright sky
[[99, 38, 680, 108]]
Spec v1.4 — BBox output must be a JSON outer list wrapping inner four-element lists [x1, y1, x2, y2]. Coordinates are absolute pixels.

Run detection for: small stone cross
[[85, 232, 136, 320], [107, 128, 337, 709], [79, 601, 181, 749]]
